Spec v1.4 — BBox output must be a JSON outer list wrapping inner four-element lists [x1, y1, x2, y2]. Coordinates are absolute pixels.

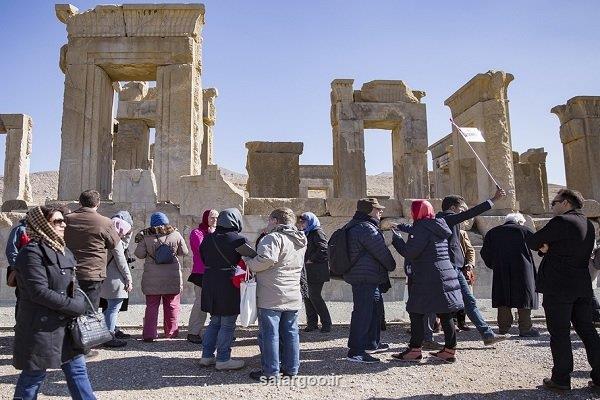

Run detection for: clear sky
[[1, 0, 599, 185]]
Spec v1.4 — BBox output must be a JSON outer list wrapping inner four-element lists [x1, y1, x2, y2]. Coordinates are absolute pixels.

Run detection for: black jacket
[[481, 222, 538, 309], [527, 210, 595, 297], [200, 228, 247, 316], [343, 212, 396, 285], [13, 241, 86, 371], [436, 200, 492, 270], [393, 218, 463, 314], [304, 228, 330, 284]]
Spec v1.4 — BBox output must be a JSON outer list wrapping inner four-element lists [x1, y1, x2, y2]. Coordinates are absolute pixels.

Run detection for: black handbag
[[69, 288, 113, 351]]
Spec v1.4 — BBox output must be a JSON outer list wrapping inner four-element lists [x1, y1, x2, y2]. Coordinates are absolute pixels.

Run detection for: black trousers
[[304, 282, 332, 328], [543, 294, 600, 386], [409, 312, 456, 349], [592, 293, 600, 322], [78, 280, 103, 311]]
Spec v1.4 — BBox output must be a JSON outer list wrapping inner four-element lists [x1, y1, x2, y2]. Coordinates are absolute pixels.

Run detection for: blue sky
[[1, 0, 599, 185]]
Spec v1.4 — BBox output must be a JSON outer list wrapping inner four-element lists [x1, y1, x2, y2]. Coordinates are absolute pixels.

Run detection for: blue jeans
[[202, 314, 237, 362], [457, 271, 493, 338], [103, 298, 125, 333], [348, 283, 382, 356], [14, 355, 96, 400], [257, 308, 300, 376]]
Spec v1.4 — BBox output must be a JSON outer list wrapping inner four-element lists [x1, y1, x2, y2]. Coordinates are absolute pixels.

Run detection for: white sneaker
[[199, 357, 216, 367], [216, 358, 245, 370]]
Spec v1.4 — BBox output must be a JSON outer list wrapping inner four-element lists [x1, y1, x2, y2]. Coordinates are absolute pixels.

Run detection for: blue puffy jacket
[[343, 212, 396, 285], [393, 218, 464, 314]]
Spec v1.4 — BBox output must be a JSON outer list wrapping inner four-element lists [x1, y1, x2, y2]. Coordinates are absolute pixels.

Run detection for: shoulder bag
[[69, 288, 113, 351]]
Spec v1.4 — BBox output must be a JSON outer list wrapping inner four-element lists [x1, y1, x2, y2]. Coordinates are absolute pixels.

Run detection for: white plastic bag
[[239, 269, 257, 327]]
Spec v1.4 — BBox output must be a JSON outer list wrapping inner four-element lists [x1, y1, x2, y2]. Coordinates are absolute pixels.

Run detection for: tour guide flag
[[457, 127, 486, 143], [450, 118, 501, 189]]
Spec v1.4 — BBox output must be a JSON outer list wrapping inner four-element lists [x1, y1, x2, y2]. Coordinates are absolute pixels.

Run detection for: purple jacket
[[189, 228, 208, 274]]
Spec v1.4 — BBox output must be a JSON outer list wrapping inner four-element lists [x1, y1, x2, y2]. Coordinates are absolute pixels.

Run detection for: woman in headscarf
[[391, 200, 464, 363], [99, 211, 134, 347], [199, 208, 248, 371], [13, 205, 95, 399], [187, 209, 218, 344], [298, 212, 332, 332], [135, 212, 188, 342]]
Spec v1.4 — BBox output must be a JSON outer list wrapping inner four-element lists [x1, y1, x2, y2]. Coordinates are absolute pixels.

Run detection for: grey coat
[[99, 241, 132, 300]]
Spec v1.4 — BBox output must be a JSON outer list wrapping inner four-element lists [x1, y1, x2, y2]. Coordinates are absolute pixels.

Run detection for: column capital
[[444, 70, 514, 117]]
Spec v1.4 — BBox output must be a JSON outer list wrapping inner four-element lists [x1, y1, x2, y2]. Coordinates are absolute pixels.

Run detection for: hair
[[556, 188, 584, 209], [270, 208, 296, 225], [79, 190, 101, 208], [505, 212, 526, 225], [39, 205, 68, 222], [442, 195, 466, 211]]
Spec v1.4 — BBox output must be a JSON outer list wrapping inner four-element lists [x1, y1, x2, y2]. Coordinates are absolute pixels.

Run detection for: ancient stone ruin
[[0, 114, 32, 210]]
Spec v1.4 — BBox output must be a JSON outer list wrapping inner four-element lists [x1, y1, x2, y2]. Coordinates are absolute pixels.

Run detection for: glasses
[[51, 219, 66, 226], [551, 199, 563, 207]]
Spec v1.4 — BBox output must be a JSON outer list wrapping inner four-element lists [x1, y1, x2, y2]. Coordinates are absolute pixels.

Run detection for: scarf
[[411, 200, 435, 221], [300, 212, 321, 233], [26, 206, 65, 254], [199, 209, 218, 235]]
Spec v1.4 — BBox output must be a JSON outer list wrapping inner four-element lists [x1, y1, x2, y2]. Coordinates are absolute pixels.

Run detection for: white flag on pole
[[458, 127, 485, 143]]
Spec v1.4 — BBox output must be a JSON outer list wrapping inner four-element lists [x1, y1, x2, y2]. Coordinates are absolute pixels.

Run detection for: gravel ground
[[0, 322, 599, 399]]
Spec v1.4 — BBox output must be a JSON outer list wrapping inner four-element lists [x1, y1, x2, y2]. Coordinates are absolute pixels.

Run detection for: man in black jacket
[[437, 187, 507, 345], [344, 198, 396, 363], [527, 189, 600, 391]]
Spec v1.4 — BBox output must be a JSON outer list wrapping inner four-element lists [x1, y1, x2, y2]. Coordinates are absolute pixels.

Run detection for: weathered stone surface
[[583, 200, 600, 218], [113, 120, 151, 170], [325, 198, 403, 218], [552, 97, 600, 201], [532, 217, 551, 231], [246, 142, 303, 198], [444, 71, 518, 211], [359, 80, 424, 103], [179, 165, 245, 217], [202, 88, 218, 170], [244, 198, 326, 217], [474, 215, 535, 237], [0, 114, 33, 204], [1, 200, 29, 212], [112, 169, 157, 204]]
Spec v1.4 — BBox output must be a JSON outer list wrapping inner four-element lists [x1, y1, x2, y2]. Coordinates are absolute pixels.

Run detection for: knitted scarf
[[26, 206, 65, 254]]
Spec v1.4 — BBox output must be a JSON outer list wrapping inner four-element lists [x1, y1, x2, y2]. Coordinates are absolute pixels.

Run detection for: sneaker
[[483, 334, 509, 346], [85, 349, 100, 360], [457, 324, 472, 331], [142, 338, 155, 343], [249, 370, 277, 381], [422, 340, 444, 351], [102, 338, 127, 348], [215, 358, 245, 370], [320, 325, 332, 333], [304, 326, 318, 332], [114, 329, 131, 339], [187, 334, 203, 344], [430, 348, 456, 363], [199, 357, 216, 367], [366, 343, 390, 353], [391, 347, 422, 362], [346, 353, 380, 363], [519, 329, 540, 338], [542, 378, 570, 391]]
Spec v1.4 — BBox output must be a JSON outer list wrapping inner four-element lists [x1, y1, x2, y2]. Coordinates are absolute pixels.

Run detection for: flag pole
[[450, 118, 501, 189]]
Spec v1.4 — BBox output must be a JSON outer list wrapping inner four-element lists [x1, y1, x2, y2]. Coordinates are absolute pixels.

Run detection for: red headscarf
[[198, 209, 215, 235], [411, 200, 435, 221]]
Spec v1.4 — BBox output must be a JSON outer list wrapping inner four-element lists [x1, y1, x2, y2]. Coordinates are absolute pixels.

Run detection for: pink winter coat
[[189, 228, 207, 274]]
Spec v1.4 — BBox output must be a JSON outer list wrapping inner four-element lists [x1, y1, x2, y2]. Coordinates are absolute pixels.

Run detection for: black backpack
[[328, 221, 361, 278], [150, 235, 176, 264]]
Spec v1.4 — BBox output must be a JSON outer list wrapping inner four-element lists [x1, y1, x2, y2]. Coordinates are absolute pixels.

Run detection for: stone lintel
[[57, 3, 205, 39], [520, 148, 547, 164], [116, 100, 157, 126], [551, 96, 600, 125], [358, 80, 425, 103], [245, 141, 303, 154], [339, 102, 425, 123], [299, 165, 334, 179], [0, 114, 31, 131], [428, 133, 453, 159], [331, 79, 354, 103], [444, 70, 514, 117]]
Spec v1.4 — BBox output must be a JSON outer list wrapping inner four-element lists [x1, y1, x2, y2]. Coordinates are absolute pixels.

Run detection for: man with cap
[[344, 198, 396, 363]]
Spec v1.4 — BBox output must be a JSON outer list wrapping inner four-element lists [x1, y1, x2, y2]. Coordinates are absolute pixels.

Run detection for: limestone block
[[112, 169, 157, 204], [583, 200, 600, 218], [202, 88, 218, 125], [0, 114, 33, 204], [400, 199, 442, 220], [532, 218, 552, 231], [113, 120, 150, 170], [359, 81, 424, 103], [1, 200, 29, 212], [179, 165, 245, 217], [299, 165, 334, 179], [119, 82, 148, 101], [514, 163, 546, 215], [122, 4, 205, 38], [245, 142, 303, 198], [330, 79, 354, 103], [474, 215, 535, 237], [245, 142, 303, 154], [244, 198, 326, 217]]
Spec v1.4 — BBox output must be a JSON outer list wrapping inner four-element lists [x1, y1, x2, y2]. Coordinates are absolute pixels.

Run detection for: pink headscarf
[[112, 218, 132, 237], [411, 200, 435, 221]]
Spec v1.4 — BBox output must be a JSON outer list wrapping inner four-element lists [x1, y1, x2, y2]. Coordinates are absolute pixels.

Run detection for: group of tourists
[[5, 184, 600, 398]]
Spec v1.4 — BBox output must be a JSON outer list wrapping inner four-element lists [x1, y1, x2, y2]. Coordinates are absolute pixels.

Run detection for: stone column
[[429, 134, 453, 199], [113, 120, 150, 170], [245, 142, 303, 198], [514, 148, 549, 214], [444, 70, 517, 211], [551, 96, 600, 200], [392, 116, 429, 199], [0, 114, 33, 204], [202, 88, 217, 171], [58, 64, 114, 200], [155, 63, 202, 203], [331, 79, 366, 198]]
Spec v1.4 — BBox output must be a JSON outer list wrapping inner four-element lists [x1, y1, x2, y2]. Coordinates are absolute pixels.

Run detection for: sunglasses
[[51, 219, 66, 226], [551, 199, 563, 207]]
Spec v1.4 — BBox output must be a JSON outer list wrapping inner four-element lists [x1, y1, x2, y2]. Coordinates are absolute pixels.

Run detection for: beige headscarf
[[26, 206, 65, 254]]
